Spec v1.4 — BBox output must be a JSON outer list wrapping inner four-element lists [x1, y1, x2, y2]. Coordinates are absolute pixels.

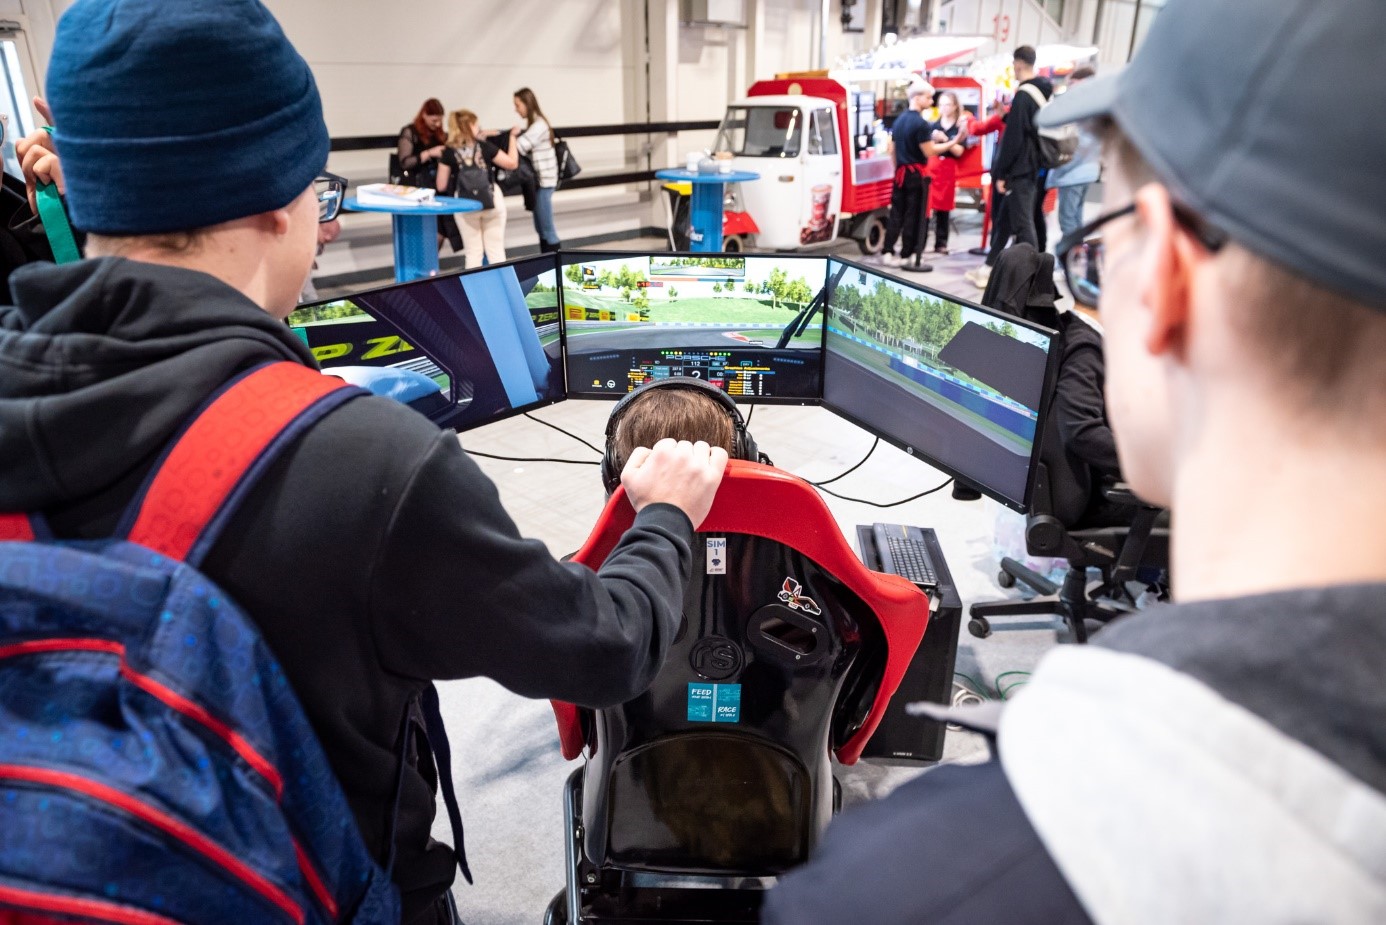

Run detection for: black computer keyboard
[[872, 522, 939, 587]]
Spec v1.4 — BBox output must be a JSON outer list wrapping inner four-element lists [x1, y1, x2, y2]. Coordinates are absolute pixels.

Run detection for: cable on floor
[[523, 412, 604, 456], [466, 450, 600, 466], [809, 437, 880, 487], [814, 477, 953, 509]]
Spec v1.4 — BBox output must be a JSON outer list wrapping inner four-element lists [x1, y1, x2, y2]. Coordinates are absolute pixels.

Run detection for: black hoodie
[[992, 76, 1054, 182], [0, 257, 695, 922]]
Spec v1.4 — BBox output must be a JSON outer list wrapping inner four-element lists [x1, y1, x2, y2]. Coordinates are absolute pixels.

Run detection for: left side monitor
[[289, 255, 565, 431]]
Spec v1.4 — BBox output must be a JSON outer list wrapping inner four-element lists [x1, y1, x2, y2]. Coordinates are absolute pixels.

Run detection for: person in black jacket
[[0, 3, 728, 924], [765, 0, 1386, 921], [966, 46, 1051, 290]]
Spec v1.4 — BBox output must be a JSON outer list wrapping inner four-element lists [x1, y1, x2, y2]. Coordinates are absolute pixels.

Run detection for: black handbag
[[496, 154, 537, 204], [555, 138, 581, 184], [451, 145, 494, 210]]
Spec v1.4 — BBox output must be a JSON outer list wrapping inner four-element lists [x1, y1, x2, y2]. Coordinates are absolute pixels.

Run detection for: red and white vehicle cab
[[713, 76, 895, 253]]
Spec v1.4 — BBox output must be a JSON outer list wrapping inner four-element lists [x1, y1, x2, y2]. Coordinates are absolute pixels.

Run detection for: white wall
[[934, 0, 1066, 59], [12, 0, 884, 282]]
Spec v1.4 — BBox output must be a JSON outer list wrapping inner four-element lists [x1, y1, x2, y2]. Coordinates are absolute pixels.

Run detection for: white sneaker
[[878, 252, 901, 267], [965, 266, 992, 289]]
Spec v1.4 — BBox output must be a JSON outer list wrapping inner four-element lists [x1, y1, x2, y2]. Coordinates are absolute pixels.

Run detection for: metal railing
[[330, 119, 722, 191]]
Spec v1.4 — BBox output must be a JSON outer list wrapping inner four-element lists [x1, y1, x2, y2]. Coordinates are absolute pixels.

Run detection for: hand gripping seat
[[547, 461, 931, 924]]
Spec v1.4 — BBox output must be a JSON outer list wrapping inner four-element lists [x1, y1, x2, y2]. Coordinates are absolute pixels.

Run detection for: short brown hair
[[87, 229, 209, 258], [1103, 123, 1386, 421], [610, 388, 736, 472]]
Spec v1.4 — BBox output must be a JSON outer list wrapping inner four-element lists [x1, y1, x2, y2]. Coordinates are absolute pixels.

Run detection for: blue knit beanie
[[46, 0, 330, 235]]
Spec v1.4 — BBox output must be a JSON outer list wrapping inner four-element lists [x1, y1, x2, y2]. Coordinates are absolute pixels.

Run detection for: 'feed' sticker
[[688, 682, 741, 723], [706, 537, 727, 574]]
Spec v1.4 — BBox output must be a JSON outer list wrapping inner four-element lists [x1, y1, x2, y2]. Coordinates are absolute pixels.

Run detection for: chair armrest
[[1103, 482, 1155, 508], [1110, 503, 1163, 584]]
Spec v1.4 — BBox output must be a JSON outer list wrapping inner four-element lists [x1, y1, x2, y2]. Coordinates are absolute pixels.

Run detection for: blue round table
[[344, 195, 482, 283], [654, 169, 759, 253]]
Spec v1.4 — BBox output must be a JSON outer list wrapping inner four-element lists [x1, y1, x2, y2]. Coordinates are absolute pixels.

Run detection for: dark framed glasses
[[314, 172, 347, 223], [1056, 201, 1229, 307]]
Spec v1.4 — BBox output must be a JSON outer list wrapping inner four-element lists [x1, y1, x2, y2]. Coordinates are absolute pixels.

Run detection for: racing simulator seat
[[547, 461, 932, 924]]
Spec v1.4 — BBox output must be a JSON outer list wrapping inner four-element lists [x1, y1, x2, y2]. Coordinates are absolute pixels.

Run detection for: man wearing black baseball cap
[[765, 0, 1386, 921]]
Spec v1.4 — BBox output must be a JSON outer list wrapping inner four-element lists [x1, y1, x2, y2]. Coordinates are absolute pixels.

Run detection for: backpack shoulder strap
[[0, 514, 35, 541], [1017, 83, 1048, 110], [124, 361, 362, 566]]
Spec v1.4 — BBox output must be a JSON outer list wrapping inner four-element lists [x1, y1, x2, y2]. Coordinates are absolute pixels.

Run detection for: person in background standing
[[397, 98, 461, 253], [966, 46, 1052, 289], [512, 87, 560, 252], [436, 109, 518, 268], [1046, 66, 1100, 240], [876, 78, 934, 273], [924, 90, 968, 256]]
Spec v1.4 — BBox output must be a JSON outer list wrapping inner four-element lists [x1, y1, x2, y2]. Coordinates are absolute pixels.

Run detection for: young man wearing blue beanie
[[766, 0, 1386, 922], [0, 2, 727, 923]]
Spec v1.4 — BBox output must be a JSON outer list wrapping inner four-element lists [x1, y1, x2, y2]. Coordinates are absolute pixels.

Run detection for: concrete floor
[[339, 211, 1079, 923]]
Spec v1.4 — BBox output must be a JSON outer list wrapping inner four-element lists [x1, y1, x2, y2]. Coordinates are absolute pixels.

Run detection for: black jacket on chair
[[1052, 312, 1124, 525], [981, 244, 1118, 528], [980, 242, 1058, 323]]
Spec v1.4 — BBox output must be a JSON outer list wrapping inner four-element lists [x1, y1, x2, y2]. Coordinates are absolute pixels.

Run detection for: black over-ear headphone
[[601, 376, 765, 494]]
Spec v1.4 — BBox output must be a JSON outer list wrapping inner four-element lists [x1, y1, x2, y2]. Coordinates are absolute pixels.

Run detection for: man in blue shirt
[[877, 79, 935, 273]]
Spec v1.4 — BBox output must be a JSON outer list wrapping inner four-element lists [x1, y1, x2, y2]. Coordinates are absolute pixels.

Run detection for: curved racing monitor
[[822, 257, 1059, 511]]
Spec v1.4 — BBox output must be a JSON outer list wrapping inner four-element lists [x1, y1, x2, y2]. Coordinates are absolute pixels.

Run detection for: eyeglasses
[[315, 172, 347, 223], [1055, 201, 1229, 307]]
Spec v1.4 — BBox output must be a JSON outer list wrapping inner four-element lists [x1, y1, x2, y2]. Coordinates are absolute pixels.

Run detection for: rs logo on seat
[[689, 636, 742, 681]]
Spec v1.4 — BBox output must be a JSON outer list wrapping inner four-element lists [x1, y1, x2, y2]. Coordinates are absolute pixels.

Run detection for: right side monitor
[[823, 258, 1059, 512]]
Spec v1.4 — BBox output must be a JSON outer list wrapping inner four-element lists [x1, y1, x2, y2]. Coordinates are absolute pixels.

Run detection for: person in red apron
[[924, 90, 968, 255]]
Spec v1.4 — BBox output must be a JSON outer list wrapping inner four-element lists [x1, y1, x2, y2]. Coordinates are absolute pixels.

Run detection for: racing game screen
[[822, 259, 1058, 511], [561, 253, 826, 402], [288, 256, 564, 431]]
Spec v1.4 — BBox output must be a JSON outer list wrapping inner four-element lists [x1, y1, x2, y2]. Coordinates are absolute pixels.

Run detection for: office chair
[[967, 465, 1168, 643], [968, 242, 1169, 643], [546, 461, 931, 924]]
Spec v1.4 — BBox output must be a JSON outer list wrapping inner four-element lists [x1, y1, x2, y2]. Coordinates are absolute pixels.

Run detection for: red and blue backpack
[[0, 362, 402, 924]]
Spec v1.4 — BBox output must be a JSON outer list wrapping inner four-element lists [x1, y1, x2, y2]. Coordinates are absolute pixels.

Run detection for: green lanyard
[[35, 126, 80, 264]]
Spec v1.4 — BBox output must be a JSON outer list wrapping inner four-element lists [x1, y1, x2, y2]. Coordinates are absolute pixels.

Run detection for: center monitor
[[560, 253, 827, 402], [822, 258, 1059, 511]]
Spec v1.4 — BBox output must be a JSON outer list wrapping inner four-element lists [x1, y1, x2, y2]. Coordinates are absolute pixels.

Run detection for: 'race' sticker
[[688, 683, 741, 723]]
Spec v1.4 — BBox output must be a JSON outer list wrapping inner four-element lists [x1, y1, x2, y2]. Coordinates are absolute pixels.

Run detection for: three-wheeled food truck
[[711, 76, 895, 253]]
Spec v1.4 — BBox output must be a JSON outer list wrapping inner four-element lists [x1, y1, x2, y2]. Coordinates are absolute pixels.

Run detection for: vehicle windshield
[[715, 106, 803, 158]]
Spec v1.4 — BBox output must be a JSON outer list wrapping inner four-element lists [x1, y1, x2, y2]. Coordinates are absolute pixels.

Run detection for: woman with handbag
[[510, 87, 561, 252], [436, 109, 519, 268], [398, 97, 462, 253]]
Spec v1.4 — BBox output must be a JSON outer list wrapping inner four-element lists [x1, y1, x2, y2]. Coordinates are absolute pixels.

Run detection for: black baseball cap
[[1039, 0, 1386, 311]]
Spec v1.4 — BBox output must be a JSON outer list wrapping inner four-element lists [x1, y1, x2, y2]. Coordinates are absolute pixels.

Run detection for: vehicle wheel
[[723, 234, 748, 253], [968, 617, 992, 639], [997, 570, 1016, 589], [855, 212, 888, 254], [543, 889, 568, 925]]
